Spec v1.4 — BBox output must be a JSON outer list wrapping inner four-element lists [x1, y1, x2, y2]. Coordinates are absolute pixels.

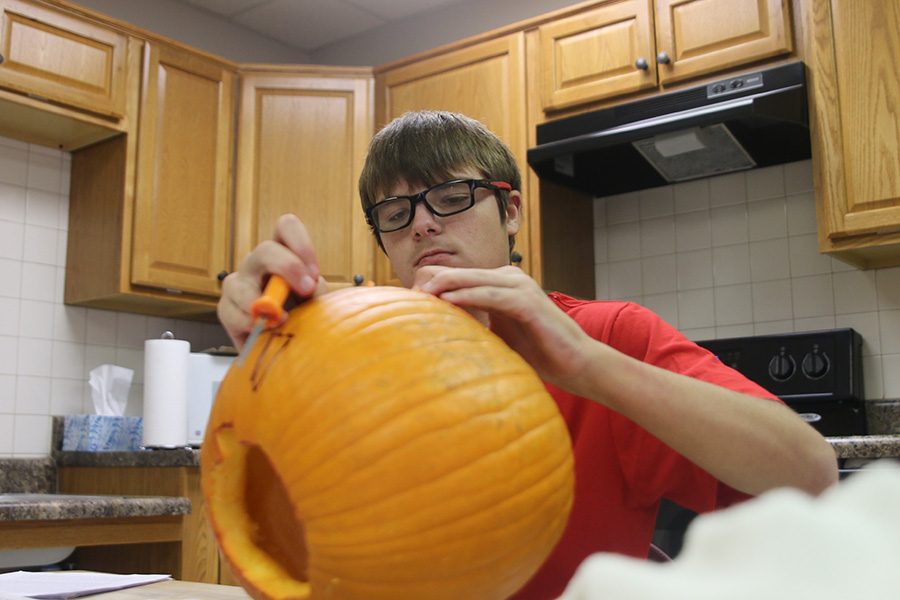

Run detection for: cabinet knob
[[353, 274, 364, 286], [0, 53, 4, 65], [510, 251, 523, 266], [634, 57, 649, 70], [657, 51, 671, 65], [216, 270, 229, 282]]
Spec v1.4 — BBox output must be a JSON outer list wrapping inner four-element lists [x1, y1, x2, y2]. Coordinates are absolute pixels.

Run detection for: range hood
[[527, 62, 810, 198]]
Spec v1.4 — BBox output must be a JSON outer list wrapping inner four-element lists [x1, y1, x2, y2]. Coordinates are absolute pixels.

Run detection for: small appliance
[[186, 352, 234, 446]]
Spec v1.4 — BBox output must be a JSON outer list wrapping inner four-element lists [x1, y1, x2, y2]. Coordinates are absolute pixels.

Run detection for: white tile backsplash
[[0, 134, 231, 457], [594, 160, 900, 402]]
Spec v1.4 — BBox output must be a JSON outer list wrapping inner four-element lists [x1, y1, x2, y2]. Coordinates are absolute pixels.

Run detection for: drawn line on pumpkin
[[290, 400, 565, 520], [273, 370, 549, 494], [250, 331, 295, 391]]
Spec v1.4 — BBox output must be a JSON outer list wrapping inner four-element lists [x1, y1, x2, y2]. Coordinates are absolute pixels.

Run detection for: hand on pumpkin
[[415, 265, 597, 393], [218, 214, 327, 349]]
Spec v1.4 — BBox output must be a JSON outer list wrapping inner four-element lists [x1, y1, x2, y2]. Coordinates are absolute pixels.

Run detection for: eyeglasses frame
[[365, 178, 513, 234]]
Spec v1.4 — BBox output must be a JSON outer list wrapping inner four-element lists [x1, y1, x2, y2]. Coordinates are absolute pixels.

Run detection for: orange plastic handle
[[251, 275, 290, 327]]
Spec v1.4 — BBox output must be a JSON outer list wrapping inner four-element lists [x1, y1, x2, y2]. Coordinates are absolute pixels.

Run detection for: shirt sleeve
[[600, 302, 783, 513]]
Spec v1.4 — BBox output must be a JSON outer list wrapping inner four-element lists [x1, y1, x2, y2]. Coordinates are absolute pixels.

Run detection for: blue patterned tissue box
[[62, 415, 144, 451]]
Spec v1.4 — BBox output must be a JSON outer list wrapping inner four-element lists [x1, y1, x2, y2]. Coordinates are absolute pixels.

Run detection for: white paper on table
[[0, 571, 170, 599]]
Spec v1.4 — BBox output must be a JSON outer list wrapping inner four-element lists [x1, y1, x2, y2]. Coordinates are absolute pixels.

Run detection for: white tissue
[[88, 364, 134, 416]]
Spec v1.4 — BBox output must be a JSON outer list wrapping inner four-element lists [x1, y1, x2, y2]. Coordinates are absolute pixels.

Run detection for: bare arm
[[417, 265, 838, 496]]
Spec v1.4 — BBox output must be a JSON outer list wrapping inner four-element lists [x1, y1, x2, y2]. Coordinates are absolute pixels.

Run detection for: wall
[[309, 0, 585, 66], [592, 160, 900, 403], [69, 0, 584, 67], [0, 135, 231, 457], [70, 0, 310, 63]]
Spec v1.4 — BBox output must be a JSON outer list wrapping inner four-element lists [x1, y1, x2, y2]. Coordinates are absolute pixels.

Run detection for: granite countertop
[[825, 435, 900, 459], [49, 437, 900, 468], [0, 493, 191, 522]]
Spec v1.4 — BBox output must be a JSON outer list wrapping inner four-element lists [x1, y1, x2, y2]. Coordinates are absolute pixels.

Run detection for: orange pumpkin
[[201, 286, 574, 600]]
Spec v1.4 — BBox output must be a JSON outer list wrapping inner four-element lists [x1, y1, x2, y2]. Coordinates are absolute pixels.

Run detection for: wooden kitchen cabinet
[[0, 0, 133, 149], [799, 0, 900, 268], [130, 42, 234, 298], [374, 34, 531, 285], [58, 466, 221, 584], [66, 41, 235, 317], [538, 0, 793, 111], [0, 0, 129, 117], [233, 67, 373, 289]]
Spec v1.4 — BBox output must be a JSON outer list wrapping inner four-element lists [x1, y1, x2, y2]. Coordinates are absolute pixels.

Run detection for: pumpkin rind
[[201, 286, 574, 600]]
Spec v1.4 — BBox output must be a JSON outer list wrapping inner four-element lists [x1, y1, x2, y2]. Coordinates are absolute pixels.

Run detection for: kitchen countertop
[[0, 493, 190, 521], [825, 435, 900, 459]]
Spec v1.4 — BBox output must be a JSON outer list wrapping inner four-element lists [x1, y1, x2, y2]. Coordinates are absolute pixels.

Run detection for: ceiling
[[175, 0, 472, 52]]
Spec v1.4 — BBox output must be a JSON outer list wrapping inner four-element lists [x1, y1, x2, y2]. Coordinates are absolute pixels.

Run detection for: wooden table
[[78, 579, 250, 598]]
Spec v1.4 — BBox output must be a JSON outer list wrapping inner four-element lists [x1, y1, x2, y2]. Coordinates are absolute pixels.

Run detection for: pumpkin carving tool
[[237, 274, 290, 366]]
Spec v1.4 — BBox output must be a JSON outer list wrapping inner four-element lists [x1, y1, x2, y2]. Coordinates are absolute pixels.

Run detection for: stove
[[695, 328, 866, 436]]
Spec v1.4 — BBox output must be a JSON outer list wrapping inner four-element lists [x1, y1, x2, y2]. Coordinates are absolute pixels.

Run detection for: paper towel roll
[[142, 337, 190, 448]]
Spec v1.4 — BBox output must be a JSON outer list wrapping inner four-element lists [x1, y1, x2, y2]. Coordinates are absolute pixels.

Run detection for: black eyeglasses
[[365, 179, 512, 233]]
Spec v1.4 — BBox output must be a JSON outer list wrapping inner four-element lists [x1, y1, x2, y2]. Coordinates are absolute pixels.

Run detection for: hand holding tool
[[237, 275, 290, 366]]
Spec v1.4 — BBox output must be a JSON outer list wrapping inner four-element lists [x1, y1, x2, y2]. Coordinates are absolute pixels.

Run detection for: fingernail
[[299, 275, 315, 295]]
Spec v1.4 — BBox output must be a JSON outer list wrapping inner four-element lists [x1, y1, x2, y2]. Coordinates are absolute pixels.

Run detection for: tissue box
[[62, 415, 143, 451]]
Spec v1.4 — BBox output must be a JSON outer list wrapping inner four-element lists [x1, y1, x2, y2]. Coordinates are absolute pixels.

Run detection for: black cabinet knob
[[635, 57, 649, 70], [0, 53, 5, 65], [353, 274, 364, 286], [216, 270, 229, 282], [657, 51, 671, 65], [510, 251, 522, 266]]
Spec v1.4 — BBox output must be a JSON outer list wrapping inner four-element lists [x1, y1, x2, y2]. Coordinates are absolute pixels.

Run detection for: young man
[[218, 111, 838, 599]]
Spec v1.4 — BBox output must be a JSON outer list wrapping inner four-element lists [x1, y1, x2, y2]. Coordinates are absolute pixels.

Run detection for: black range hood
[[527, 61, 811, 198]]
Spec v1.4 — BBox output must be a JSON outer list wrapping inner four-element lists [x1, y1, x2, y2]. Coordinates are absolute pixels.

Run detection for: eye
[[435, 193, 470, 208], [380, 202, 410, 225]]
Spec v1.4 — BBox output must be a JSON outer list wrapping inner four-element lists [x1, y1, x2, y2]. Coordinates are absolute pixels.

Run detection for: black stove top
[[696, 328, 866, 436]]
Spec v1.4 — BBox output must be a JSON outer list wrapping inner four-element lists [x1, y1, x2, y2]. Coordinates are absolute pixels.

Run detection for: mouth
[[415, 249, 454, 267]]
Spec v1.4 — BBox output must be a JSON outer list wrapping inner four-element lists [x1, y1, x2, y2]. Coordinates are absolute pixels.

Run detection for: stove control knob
[[801, 344, 830, 379], [768, 347, 796, 381]]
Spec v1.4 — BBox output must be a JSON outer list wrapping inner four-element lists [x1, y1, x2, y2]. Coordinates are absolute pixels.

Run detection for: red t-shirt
[[510, 293, 782, 600]]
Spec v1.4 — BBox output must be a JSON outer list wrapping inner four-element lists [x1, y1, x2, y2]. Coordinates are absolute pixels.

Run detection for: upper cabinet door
[[131, 43, 235, 298], [234, 71, 373, 288], [817, 0, 900, 241], [538, 0, 657, 111], [376, 34, 529, 284], [654, 0, 792, 86], [0, 0, 128, 118]]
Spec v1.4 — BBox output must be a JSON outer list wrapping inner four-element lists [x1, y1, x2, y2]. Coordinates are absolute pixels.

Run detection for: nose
[[409, 200, 442, 238]]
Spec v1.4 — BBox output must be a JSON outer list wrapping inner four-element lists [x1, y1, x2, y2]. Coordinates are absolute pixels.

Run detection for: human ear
[[505, 191, 522, 236]]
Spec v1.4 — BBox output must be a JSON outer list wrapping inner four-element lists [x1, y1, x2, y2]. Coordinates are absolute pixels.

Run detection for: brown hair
[[359, 111, 521, 252]]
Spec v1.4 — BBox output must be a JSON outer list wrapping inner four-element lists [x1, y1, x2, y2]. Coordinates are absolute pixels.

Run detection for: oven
[[652, 328, 865, 558]]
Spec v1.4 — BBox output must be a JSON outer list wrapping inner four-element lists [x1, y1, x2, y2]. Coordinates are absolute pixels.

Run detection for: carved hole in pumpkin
[[244, 443, 309, 582]]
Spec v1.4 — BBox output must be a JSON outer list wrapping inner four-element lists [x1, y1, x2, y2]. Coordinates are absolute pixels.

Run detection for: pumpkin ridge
[[260, 346, 534, 481], [277, 371, 552, 502], [266, 351, 539, 468], [304, 473, 572, 593], [316, 473, 571, 569], [299, 404, 568, 531]]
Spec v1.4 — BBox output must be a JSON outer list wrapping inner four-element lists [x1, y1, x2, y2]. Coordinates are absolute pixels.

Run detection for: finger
[[420, 265, 524, 295], [217, 273, 257, 348], [240, 239, 318, 297], [273, 214, 320, 281]]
